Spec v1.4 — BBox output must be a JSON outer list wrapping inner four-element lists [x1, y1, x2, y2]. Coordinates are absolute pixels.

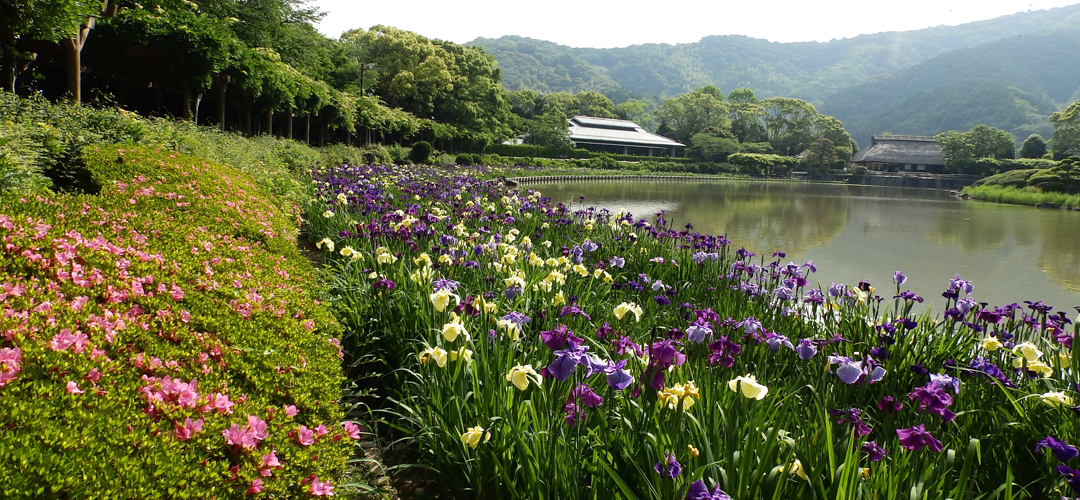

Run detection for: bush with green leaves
[[455, 153, 477, 165], [409, 141, 434, 164], [0, 146, 354, 498]]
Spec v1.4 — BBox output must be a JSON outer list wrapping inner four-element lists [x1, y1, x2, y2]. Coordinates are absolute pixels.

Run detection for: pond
[[535, 179, 1080, 314]]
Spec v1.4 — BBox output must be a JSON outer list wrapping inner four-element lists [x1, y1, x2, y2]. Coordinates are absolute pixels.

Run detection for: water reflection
[[537, 180, 1080, 311]]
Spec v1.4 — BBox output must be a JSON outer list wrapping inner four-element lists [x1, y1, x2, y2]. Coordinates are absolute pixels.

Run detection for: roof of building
[[568, 116, 685, 148], [851, 135, 944, 165]]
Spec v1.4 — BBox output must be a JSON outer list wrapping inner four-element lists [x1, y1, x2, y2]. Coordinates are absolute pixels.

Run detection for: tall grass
[[964, 185, 1080, 209]]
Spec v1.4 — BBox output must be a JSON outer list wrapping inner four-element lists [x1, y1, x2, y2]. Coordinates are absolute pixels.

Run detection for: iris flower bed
[[307, 163, 1079, 499], [0, 147, 354, 498]]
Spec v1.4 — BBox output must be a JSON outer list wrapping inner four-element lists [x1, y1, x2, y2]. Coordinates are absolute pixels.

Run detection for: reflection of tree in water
[[540, 181, 849, 256], [1036, 215, 1080, 292], [684, 184, 849, 256], [926, 204, 1009, 253]]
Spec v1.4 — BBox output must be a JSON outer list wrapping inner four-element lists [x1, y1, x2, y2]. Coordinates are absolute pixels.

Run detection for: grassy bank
[[0, 146, 359, 498], [963, 184, 1080, 209]]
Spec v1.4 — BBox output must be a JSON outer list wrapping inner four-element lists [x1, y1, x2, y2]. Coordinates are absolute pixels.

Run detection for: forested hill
[[469, 4, 1080, 103], [819, 26, 1080, 146]]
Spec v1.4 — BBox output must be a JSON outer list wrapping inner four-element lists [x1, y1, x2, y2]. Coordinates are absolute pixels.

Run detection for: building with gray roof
[[850, 135, 945, 173], [568, 116, 685, 157]]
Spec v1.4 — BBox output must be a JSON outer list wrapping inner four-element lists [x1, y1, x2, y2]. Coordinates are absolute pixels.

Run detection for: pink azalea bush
[[0, 147, 354, 497]]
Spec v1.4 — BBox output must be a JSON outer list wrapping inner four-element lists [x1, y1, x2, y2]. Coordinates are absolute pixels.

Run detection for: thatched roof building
[[850, 135, 945, 173]]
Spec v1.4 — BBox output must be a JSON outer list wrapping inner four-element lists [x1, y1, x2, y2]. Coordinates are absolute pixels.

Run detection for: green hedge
[[0, 146, 353, 498], [485, 144, 591, 159]]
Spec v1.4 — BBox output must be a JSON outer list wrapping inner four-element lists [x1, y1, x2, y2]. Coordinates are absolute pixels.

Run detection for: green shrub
[[433, 152, 455, 165], [455, 153, 476, 165], [589, 154, 620, 170], [0, 146, 353, 498], [852, 165, 868, 175], [409, 141, 433, 164]]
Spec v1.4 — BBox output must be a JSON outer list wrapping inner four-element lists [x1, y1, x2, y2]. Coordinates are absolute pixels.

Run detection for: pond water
[[535, 180, 1080, 314]]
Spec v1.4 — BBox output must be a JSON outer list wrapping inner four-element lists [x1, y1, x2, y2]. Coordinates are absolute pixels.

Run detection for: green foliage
[[851, 165, 868, 175], [1049, 100, 1080, 158], [936, 124, 1016, 171], [728, 152, 794, 176], [455, 153, 477, 165], [0, 146, 351, 498], [589, 154, 620, 170], [688, 132, 741, 162], [409, 140, 433, 164], [658, 86, 730, 143], [0, 93, 322, 207], [1019, 134, 1048, 159], [486, 143, 590, 159], [802, 138, 840, 172], [526, 112, 573, 149], [963, 184, 1080, 209]]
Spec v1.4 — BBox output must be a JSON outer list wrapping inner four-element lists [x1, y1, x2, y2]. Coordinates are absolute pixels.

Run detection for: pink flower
[[308, 477, 334, 497], [296, 425, 315, 446], [343, 421, 361, 440], [84, 368, 102, 384], [66, 381, 84, 394], [261, 450, 281, 468], [170, 284, 184, 301], [70, 296, 90, 311], [246, 478, 263, 495], [174, 417, 204, 441], [0, 347, 21, 388], [222, 423, 257, 450], [205, 392, 234, 414], [284, 405, 298, 418], [246, 415, 269, 441], [49, 329, 89, 353], [314, 424, 328, 438]]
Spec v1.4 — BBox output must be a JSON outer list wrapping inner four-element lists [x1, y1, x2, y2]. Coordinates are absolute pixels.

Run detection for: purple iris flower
[[828, 283, 845, 297], [654, 452, 682, 479], [773, 286, 794, 301], [612, 335, 643, 357], [803, 289, 825, 304], [610, 256, 625, 268], [503, 286, 521, 300], [1056, 465, 1080, 493], [909, 382, 955, 422], [893, 271, 907, 285], [930, 373, 960, 394], [548, 341, 589, 382], [595, 322, 614, 339], [685, 319, 713, 343], [739, 317, 762, 334], [862, 441, 888, 462], [605, 359, 634, 390], [957, 297, 977, 315], [540, 324, 582, 351], [804, 260, 817, 273], [828, 355, 886, 385], [685, 480, 732, 500], [373, 277, 396, 290], [764, 333, 794, 352], [950, 274, 974, 295], [970, 357, 1016, 388], [828, 408, 873, 437], [877, 395, 903, 413], [559, 305, 592, 321], [581, 240, 598, 252], [432, 278, 460, 292], [500, 311, 531, 328], [654, 295, 671, 306], [650, 339, 686, 370], [707, 336, 742, 367], [796, 339, 818, 360], [896, 424, 943, 452], [569, 245, 584, 264], [1036, 436, 1079, 463]]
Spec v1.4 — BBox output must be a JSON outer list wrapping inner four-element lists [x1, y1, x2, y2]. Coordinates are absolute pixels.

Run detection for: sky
[[309, 0, 1080, 48]]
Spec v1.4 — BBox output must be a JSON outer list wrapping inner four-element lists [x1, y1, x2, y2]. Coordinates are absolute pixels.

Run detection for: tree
[[573, 90, 616, 118], [1049, 100, 1080, 158], [526, 111, 572, 149], [658, 86, 729, 143], [760, 97, 818, 155], [688, 132, 740, 162], [727, 88, 766, 143], [1018, 133, 1048, 158], [1, 0, 114, 100], [802, 138, 840, 173], [615, 99, 651, 129], [935, 124, 1015, 170]]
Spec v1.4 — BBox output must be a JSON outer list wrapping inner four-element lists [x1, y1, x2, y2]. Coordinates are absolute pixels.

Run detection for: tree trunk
[[285, 103, 293, 139], [194, 91, 204, 124], [319, 114, 325, 147], [180, 84, 191, 120], [264, 109, 273, 135], [304, 114, 311, 143], [215, 76, 229, 130]]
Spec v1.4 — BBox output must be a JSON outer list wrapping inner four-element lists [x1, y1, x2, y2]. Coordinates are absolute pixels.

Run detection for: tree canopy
[[935, 124, 1016, 170]]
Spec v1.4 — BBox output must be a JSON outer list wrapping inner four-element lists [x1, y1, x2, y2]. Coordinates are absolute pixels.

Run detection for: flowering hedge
[[307, 163, 1079, 499], [0, 147, 353, 498]]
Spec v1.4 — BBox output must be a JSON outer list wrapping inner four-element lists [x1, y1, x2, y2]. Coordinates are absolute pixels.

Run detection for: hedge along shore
[[962, 184, 1080, 210], [0, 146, 356, 498]]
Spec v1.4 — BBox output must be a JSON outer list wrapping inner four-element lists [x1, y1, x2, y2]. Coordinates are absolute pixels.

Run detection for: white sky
[[310, 0, 1079, 48]]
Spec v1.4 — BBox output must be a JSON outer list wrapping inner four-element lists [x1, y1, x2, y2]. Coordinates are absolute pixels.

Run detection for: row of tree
[[933, 101, 1080, 173]]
